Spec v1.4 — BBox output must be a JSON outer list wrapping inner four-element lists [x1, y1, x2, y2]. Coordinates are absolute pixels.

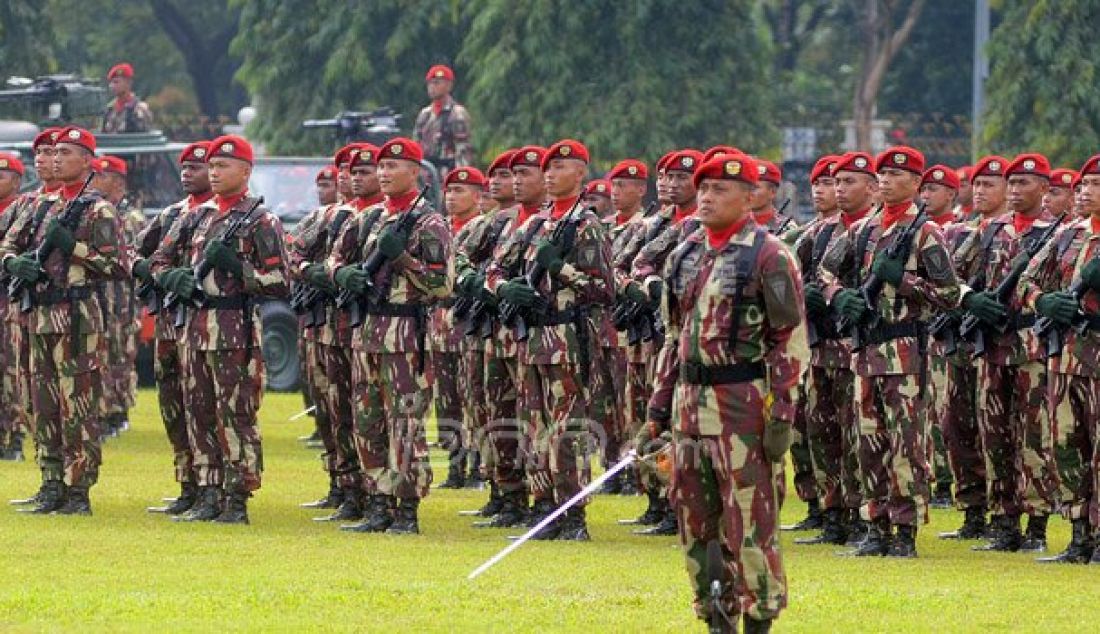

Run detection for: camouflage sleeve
[[149, 208, 189, 276], [288, 206, 327, 280], [454, 214, 489, 284], [135, 101, 153, 130], [645, 242, 690, 425], [555, 214, 614, 305], [486, 219, 526, 293], [950, 221, 983, 298], [412, 108, 429, 144], [325, 211, 363, 280], [895, 224, 961, 311], [1017, 224, 1074, 311], [241, 211, 290, 299], [451, 105, 473, 167], [817, 224, 856, 303], [790, 221, 818, 276], [398, 214, 453, 300], [72, 200, 126, 279], [0, 197, 34, 260], [134, 205, 173, 260], [759, 242, 808, 425], [630, 222, 680, 287]]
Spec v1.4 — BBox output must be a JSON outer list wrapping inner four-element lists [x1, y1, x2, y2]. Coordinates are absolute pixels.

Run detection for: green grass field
[[0, 389, 1096, 633]]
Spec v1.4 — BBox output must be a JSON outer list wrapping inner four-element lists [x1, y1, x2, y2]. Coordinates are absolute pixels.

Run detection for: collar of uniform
[[615, 208, 640, 226], [187, 191, 213, 208], [881, 201, 914, 231], [1011, 209, 1046, 234], [753, 207, 776, 227], [930, 210, 954, 226], [705, 214, 754, 250], [215, 191, 248, 214], [842, 205, 872, 229], [673, 202, 697, 224], [384, 188, 419, 214], [551, 195, 580, 220], [354, 193, 383, 211]]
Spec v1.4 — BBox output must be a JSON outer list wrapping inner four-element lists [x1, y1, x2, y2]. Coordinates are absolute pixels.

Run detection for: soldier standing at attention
[[582, 179, 613, 219], [100, 63, 153, 134], [413, 65, 473, 178], [750, 160, 791, 234], [1044, 168, 1078, 220], [0, 154, 24, 461]]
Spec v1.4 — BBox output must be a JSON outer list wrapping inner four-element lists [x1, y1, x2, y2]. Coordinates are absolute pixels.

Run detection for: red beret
[[426, 65, 454, 82], [57, 126, 96, 154], [956, 165, 973, 182], [509, 146, 547, 170], [702, 145, 743, 162], [541, 139, 589, 170], [833, 151, 875, 177], [1079, 155, 1100, 177], [316, 166, 337, 182], [756, 159, 782, 185], [444, 166, 487, 188], [973, 155, 1009, 179], [666, 149, 704, 173], [607, 159, 648, 181], [692, 154, 759, 189], [875, 145, 925, 175], [1050, 168, 1078, 189], [348, 144, 380, 169], [810, 154, 840, 183], [487, 149, 517, 175], [334, 143, 367, 168], [0, 154, 25, 176], [208, 134, 254, 164], [584, 179, 611, 198], [1005, 153, 1051, 179], [378, 137, 423, 164], [178, 141, 210, 164], [656, 150, 678, 173], [96, 155, 128, 176], [32, 127, 61, 150], [921, 164, 960, 189], [108, 63, 134, 80]]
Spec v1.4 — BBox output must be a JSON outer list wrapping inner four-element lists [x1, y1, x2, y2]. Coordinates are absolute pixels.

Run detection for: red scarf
[[753, 208, 776, 227], [113, 93, 133, 113], [673, 202, 697, 224], [1092, 217, 1100, 234], [384, 189, 419, 215], [705, 215, 751, 249], [451, 211, 477, 234], [615, 209, 637, 226], [1013, 211, 1040, 234], [516, 203, 541, 229], [187, 191, 213, 209], [60, 180, 86, 201], [551, 195, 580, 220], [842, 206, 871, 229], [881, 202, 912, 231], [431, 99, 444, 116], [930, 211, 954, 226], [353, 193, 383, 211], [215, 191, 247, 213], [42, 183, 61, 194]]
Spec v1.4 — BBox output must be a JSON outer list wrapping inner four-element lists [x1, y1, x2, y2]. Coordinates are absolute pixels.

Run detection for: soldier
[[329, 138, 452, 535], [1072, 174, 1089, 220], [135, 141, 212, 514], [0, 154, 24, 460], [819, 145, 961, 557], [582, 179, 613, 219], [955, 153, 1060, 553], [316, 166, 339, 206], [1019, 153, 1100, 564], [152, 135, 289, 524], [100, 63, 153, 134], [484, 150, 516, 214], [488, 139, 614, 540], [643, 152, 805, 633], [750, 160, 791, 234], [1044, 168, 1078, 220], [1, 126, 127, 515], [953, 166, 974, 220], [413, 65, 473, 176]]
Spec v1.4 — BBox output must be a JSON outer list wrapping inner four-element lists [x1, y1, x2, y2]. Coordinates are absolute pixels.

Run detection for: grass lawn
[[0, 389, 1096, 633]]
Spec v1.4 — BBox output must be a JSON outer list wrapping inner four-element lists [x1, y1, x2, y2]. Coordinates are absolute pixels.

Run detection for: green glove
[[475, 285, 498, 307], [204, 240, 242, 277], [334, 266, 369, 294], [871, 250, 906, 286], [377, 227, 409, 260], [498, 279, 539, 307], [646, 279, 663, 309], [833, 288, 869, 323], [458, 272, 485, 297], [304, 263, 336, 294], [44, 220, 76, 256], [1082, 259, 1100, 291], [1036, 291, 1077, 326], [4, 255, 42, 283], [962, 291, 1007, 325], [804, 282, 827, 318], [534, 240, 564, 276], [132, 258, 153, 283], [158, 267, 196, 299], [624, 281, 649, 306], [762, 421, 792, 463]]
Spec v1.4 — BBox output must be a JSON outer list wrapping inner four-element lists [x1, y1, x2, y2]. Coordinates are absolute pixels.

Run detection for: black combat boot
[[887, 524, 918, 558], [149, 482, 198, 514], [1019, 513, 1049, 553], [938, 505, 987, 540], [844, 509, 869, 547], [385, 498, 420, 535], [742, 616, 773, 634], [598, 470, 623, 495], [213, 489, 250, 525], [555, 506, 591, 541], [300, 477, 342, 509], [0, 432, 24, 461], [1037, 518, 1092, 564], [10, 482, 46, 506], [55, 486, 92, 516], [19, 481, 66, 514], [437, 451, 466, 489], [630, 489, 664, 526], [465, 451, 486, 489], [1090, 541, 1100, 564], [929, 482, 954, 509], [341, 494, 395, 533], [475, 482, 505, 517], [173, 486, 224, 522], [474, 491, 528, 529], [782, 498, 822, 531], [795, 507, 848, 545], [619, 466, 639, 495], [528, 499, 561, 540], [972, 514, 1022, 552], [635, 505, 677, 536], [316, 488, 363, 522], [843, 518, 891, 557]]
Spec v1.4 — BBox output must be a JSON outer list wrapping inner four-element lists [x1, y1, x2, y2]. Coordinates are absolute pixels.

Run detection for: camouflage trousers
[[182, 346, 264, 493], [155, 338, 190, 483], [590, 345, 626, 469], [322, 343, 361, 490], [461, 346, 491, 476], [1047, 371, 1099, 525], [941, 362, 986, 508], [30, 332, 104, 488], [104, 318, 138, 416], [353, 351, 433, 499], [806, 365, 860, 510], [670, 432, 787, 622], [296, 333, 315, 429], [485, 353, 524, 494], [0, 313, 20, 444], [302, 339, 335, 478], [789, 386, 817, 504], [430, 350, 464, 464], [926, 351, 954, 488], [629, 355, 665, 494], [855, 373, 931, 526], [10, 317, 32, 435], [519, 362, 591, 506], [976, 360, 1058, 517]]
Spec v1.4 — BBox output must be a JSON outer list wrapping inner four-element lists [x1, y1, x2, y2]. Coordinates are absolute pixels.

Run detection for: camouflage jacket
[[931, 216, 984, 366], [486, 203, 614, 366], [649, 221, 808, 435], [429, 212, 484, 353], [288, 202, 351, 345], [327, 196, 452, 354], [101, 95, 153, 134], [0, 187, 127, 336], [412, 96, 473, 169], [149, 195, 289, 350], [0, 190, 49, 324], [954, 210, 1056, 366], [454, 207, 513, 353], [134, 196, 198, 341], [819, 202, 961, 376], [1017, 217, 1100, 378], [103, 199, 146, 324], [792, 213, 852, 370], [602, 211, 648, 353]]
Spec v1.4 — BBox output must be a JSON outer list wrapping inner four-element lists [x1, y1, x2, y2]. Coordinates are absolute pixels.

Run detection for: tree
[[763, 0, 840, 74], [982, 0, 1100, 166], [851, 0, 925, 150], [0, 1, 53, 75]]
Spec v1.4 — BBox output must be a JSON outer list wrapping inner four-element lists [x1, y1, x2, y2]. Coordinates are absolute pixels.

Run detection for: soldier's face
[[1007, 174, 1048, 215], [488, 168, 514, 203], [377, 158, 418, 196], [656, 171, 671, 204], [582, 194, 612, 217], [1074, 186, 1088, 218], [337, 165, 353, 198], [544, 158, 585, 198], [877, 167, 919, 205], [316, 178, 337, 205], [919, 182, 955, 216], [207, 156, 251, 196], [972, 175, 1007, 215], [34, 146, 56, 181], [94, 172, 126, 204], [958, 177, 973, 205], [0, 171, 19, 199], [610, 179, 644, 213], [350, 165, 379, 199], [811, 176, 836, 213], [108, 76, 131, 97], [750, 181, 776, 212], [696, 179, 752, 229], [426, 78, 451, 100], [512, 166, 545, 205], [665, 171, 696, 206], [1042, 186, 1073, 216], [834, 171, 875, 214], [445, 183, 479, 217], [180, 161, 210, 195], [52, 143, 92, 184], [1078, 175, 1100, 218]]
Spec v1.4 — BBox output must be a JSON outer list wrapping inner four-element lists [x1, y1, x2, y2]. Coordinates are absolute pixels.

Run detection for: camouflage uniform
[[650, 220, 806, 622], [819, 203, 961, 531], [412, 96, 473, 173], [100, 95, 153, 134], [102, 200, 144, 428], [0, 193, 31, 452]]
